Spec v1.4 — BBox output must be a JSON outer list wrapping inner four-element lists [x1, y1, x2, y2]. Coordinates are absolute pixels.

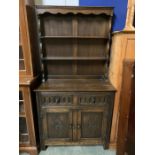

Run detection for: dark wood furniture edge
[[112, 29, 135, 35], [36, 6, 114, 16], [34, 79, 116, 92]]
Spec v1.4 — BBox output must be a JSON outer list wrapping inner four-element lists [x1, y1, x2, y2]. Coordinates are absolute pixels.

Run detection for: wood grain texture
[[124, 0, 135, 31], [36, 90, 115, 149], [19, 0, 41, 78], [37, 6, 113, 80], [19, 85, 36, 147], [35, 79, 115, 92], [36, 6, 114, 16], [19, 76, 41, 153], [109, 30, 135, 149], [19, 146, 38, 155], [19, 1, 41, 151], [117, 60, 135, 155]]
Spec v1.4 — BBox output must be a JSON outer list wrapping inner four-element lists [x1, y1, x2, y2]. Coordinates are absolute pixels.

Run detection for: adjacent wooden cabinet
[[19, 0, 41, 155], [109, 30, 135, 148], [35, 6, 115, 150], [19, 78, 40, 155], [117, 61, 135, 155], [19, 0, 40, 78]]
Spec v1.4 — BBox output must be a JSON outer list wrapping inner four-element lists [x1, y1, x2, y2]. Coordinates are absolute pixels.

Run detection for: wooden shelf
[[19, 59, 24, 61], [19, 133, 29, 144], [19, 113, 26, 117], [20, 133, 28, 136], [42, 57, 108, 61], [40, 36, 109, 39]]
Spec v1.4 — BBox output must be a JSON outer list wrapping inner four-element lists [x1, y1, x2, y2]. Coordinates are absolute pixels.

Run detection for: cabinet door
[[77, 109, 105, 144], [19, 0, 32, 76], [42, 108, 73, 144]]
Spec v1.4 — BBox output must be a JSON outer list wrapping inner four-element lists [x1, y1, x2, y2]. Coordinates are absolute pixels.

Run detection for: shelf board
[[40, 36, 109, 39], [19, 59, 24, 61], [19, 141, 29, 145], [42, 57, 108, 61], [20, 133, 28, 136], [19, 133, 29, 144], [19, 113, 26, 117]]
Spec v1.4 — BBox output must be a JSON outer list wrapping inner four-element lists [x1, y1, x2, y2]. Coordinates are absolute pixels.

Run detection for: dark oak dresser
[[35, 6, 116, 150]]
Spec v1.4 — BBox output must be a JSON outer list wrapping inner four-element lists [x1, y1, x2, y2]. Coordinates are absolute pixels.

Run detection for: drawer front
[[40, 92, 73, 106], [78, 92, 114, 106]]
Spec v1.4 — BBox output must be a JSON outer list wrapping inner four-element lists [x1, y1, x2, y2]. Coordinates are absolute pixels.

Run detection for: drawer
[[38, 92, 114, 107], [78, 92, 114, 106], [40, 92, 73, 106]]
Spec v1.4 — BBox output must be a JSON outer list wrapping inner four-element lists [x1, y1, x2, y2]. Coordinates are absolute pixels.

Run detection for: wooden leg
[[40, 144, 47, 151], [103, 140, 109, 150], [104, 143, 109, 150]]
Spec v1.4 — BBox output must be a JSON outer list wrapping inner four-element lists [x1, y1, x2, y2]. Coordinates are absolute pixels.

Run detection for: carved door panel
[[77, 108, 105, 143], [42, 108, 73, 144]]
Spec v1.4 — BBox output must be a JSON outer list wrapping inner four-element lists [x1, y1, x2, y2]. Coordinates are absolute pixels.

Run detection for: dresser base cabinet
[[35, 79, 115, 150]]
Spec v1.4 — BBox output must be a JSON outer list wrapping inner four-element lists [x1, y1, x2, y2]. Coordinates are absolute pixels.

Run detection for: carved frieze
[[78, 93, 113, 106], [41, 95, 73, 106]]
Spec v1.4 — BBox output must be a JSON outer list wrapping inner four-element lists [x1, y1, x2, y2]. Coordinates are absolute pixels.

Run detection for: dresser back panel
[[77, 14, 111, 37]]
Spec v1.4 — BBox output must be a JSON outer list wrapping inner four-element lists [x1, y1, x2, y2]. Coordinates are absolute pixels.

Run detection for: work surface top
[[35, 79, 116, 92]]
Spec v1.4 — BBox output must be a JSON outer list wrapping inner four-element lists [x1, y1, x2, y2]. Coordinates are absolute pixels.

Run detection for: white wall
[[43, 0, 65, 5], [36, 0, 79, 6], [66, 0, 79, 6]]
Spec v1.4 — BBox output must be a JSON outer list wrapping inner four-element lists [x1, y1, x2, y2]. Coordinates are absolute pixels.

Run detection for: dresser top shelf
[[36, 5, 114, 16], [35, 79, 115, 92]]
